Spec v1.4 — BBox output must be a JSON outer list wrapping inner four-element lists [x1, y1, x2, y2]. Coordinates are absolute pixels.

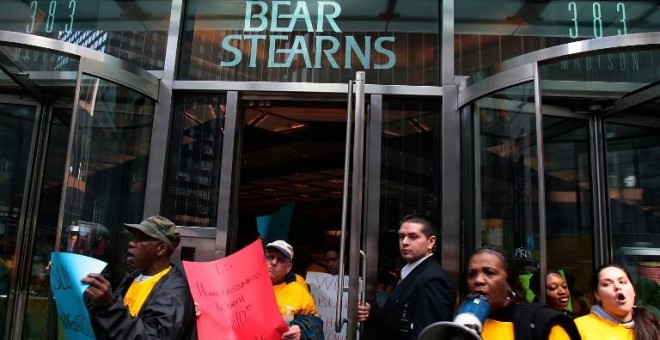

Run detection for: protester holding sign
[[265, 240, 324, 340], [50, 252, 107, 340], [193, 239, 324, 339], [81, 216, 197, 339], [188, 239, 289, 340]]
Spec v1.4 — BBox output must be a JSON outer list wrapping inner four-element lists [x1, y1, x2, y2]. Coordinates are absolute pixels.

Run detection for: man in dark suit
[[373, 214, 456, 339]]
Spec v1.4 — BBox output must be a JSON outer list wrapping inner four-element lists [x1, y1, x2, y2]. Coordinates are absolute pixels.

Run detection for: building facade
[[0, 0, 659, 338]]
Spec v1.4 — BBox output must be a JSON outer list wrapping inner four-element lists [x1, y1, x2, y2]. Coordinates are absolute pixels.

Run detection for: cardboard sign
[[50, 252, 107, 340], [306, 272, 354, 340], [183, 239, 287, 340]]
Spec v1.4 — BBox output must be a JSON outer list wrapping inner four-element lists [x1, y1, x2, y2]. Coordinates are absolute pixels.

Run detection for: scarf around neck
[[591, 304, 635, 328]]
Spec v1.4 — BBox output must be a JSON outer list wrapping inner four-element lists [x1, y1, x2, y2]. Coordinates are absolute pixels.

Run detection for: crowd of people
[[47, 214, 658, 339]]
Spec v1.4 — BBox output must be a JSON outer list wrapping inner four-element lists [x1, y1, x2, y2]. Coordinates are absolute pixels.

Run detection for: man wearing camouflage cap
[[82, 216, 197, 339]]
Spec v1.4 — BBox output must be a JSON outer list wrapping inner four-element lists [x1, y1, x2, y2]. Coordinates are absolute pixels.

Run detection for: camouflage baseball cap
[[124, 216, 180, 249]]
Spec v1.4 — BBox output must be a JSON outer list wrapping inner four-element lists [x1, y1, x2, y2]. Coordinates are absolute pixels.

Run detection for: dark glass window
[[163, 94, 226, 227], [377, 97, 441, 268]]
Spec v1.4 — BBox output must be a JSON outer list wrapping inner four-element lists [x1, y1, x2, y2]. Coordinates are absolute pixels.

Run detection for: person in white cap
[[194, 239, 369, 338], [264, 240, 323, 340]]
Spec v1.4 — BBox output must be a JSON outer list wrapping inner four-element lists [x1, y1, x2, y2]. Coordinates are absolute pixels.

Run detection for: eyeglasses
[[265, 252, 290, 264]]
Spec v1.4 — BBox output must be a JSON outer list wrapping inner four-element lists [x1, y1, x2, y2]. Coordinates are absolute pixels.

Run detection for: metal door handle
[[335, 77, 354, 333]]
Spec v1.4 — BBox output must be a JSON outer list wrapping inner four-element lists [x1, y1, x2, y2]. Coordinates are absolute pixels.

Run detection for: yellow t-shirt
[[481, 318, 572, 340], [574, 313, 634, 340], [272, 280, 318, 316], [124, 267, 172, 317]]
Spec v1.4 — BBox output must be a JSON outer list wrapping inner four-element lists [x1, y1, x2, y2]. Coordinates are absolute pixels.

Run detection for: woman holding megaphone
[[465, 245, 581, 340]]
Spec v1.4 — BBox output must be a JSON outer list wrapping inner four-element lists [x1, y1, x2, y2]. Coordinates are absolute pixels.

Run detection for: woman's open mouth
[[615, 293, 626, 303]]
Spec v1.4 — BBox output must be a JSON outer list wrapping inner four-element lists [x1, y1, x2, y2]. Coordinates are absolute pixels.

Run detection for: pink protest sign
[[183, 239, 287, 340]]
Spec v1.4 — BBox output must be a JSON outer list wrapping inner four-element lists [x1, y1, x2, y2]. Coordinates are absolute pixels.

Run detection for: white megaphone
[[418, 294, 490, 340]]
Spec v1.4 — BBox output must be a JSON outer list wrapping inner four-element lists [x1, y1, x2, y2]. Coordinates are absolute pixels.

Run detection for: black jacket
[[87, 265, 197, 339], [511, 302, 581, 340], [375, 256, 455, 340]]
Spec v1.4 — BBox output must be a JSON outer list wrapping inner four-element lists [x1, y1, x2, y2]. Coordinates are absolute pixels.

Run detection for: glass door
[[228, 81, 445, 339], [538, 49, 660, 315], [0, 100, 40, 339], [0, 37, 157, 338], [0, 43, 79, 339], [603, 97, 660, 316], [232, 93, 366, 334]]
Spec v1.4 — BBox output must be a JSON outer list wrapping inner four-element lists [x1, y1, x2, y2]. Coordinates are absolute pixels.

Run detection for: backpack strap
[[513, 302, 582, 340]]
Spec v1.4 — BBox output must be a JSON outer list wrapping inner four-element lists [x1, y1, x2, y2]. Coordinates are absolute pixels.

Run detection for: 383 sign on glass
[[25, 0, 79, 34], [566, 2, 629, 38], [561, 1, 660, 39]]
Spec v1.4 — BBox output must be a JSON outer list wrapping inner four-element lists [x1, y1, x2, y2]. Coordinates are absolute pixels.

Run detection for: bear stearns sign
[[220, 1, 396, 70]]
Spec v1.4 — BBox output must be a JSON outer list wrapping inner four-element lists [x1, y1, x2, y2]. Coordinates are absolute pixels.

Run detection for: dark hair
[[398, 214, 438, 238], [472, 245, 526, 304], [591, 264, 660, 340], [528, 268, 564, 297]]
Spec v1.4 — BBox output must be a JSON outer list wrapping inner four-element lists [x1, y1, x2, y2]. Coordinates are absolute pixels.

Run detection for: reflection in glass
[[541, 116, 593, 310], [163, 95, 226, 227], [607, 116, 660, 315], [0, 0, 172, 69], [473, 83, 540, 276], [0, 45, 79, 73], [0, 103, 37, 338], [455, 1, 660, 77], [22, 107, 71, 339], [539, 47, 660, 314], [61, 75, 154, 288], [378, 98, 440, 280]]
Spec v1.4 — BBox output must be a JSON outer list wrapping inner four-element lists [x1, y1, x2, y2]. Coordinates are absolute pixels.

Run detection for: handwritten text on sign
[[183, 239, 288, 340], [50, 252, 107, 340], [306, 272, 363, 340]]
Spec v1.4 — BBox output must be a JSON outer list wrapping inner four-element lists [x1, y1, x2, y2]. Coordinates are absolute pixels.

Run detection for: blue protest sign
[[50, 252, 107, 340], [256, 202, 295, 243]]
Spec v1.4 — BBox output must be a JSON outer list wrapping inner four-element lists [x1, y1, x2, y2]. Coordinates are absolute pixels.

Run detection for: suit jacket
[[377, 256, 455, 340]]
